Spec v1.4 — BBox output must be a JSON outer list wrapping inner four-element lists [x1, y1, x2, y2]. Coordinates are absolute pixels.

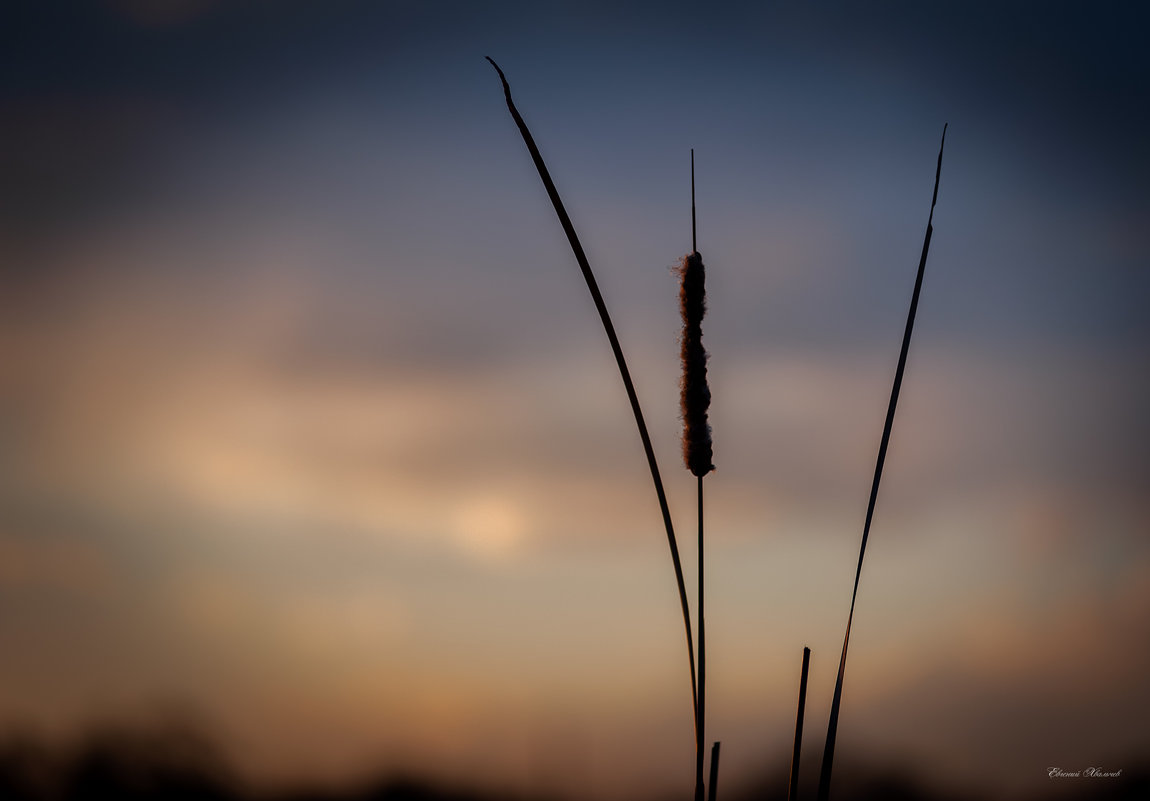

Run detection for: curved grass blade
[[817, 124, 948, 801], [485, 56, 698, 730]]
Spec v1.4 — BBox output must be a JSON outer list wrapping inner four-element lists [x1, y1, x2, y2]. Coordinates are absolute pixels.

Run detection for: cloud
[[0, 534, 113, 598]]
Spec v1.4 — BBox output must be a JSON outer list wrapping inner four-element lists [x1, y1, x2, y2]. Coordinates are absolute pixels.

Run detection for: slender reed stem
[[696, 474, 706, 801], [788, 646, 811, 801], [691, 149, 697, 253], [485, 56, 698, 733], [708, 741, 721, 801], [817, 124, 948, 801], [682, 150, 713, 801]]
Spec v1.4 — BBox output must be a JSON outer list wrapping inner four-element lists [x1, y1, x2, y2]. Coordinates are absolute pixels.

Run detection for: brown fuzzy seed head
[[678, 251, 713, 477]]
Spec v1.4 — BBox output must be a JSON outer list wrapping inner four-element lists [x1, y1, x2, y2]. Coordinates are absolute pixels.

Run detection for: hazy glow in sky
[[1, 2, 1148, 799]]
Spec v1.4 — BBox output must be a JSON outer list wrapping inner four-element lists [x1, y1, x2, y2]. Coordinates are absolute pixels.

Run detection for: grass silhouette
[[485, 56, 700, 776], [485, 57, 958, 801], [816, 124, 948, 801], [476, 60, 1082, 801], [787, 647, 812, 801]]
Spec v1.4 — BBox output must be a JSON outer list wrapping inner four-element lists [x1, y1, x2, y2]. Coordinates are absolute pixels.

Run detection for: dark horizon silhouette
[[0, 723, 1144, 801]]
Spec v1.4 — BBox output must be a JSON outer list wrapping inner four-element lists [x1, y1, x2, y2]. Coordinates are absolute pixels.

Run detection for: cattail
[[679, 250, 714, 477], [682, 151, 714, 801]]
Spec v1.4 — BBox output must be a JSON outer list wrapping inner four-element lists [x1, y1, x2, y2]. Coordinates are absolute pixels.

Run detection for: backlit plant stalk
[[681, 149, 715, 801], [788, 646, 811, 801], [486, 56, 700, 753], [817, 124, 948, 801]]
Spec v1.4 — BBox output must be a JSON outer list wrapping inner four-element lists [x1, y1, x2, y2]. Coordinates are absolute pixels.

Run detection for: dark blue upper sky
[[3, 1, 1148, 353]]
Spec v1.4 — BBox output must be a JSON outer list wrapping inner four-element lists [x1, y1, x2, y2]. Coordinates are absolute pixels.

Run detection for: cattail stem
[[817, 124, 947, 801], [486, 56, 699, 737], [788, 647, 811, 801], [681, 150, 714, 801], [695, 474, 706, 801], [691, 149, 697, 253], [708, 741, 721, 801]]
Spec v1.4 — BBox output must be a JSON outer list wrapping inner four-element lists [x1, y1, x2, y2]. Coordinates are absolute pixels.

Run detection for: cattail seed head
[[678, 250, 714, 477]]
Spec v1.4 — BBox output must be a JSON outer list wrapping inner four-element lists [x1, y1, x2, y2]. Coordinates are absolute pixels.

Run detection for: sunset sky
[[1, 2, 1148, 799]]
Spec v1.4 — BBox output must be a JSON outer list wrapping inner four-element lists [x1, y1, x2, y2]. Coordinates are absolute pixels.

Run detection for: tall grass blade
[[708, 741, 721, 801], [485, 56, 699, 732], [816, 124, 948, 801], [788, 646, 811, 801]]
